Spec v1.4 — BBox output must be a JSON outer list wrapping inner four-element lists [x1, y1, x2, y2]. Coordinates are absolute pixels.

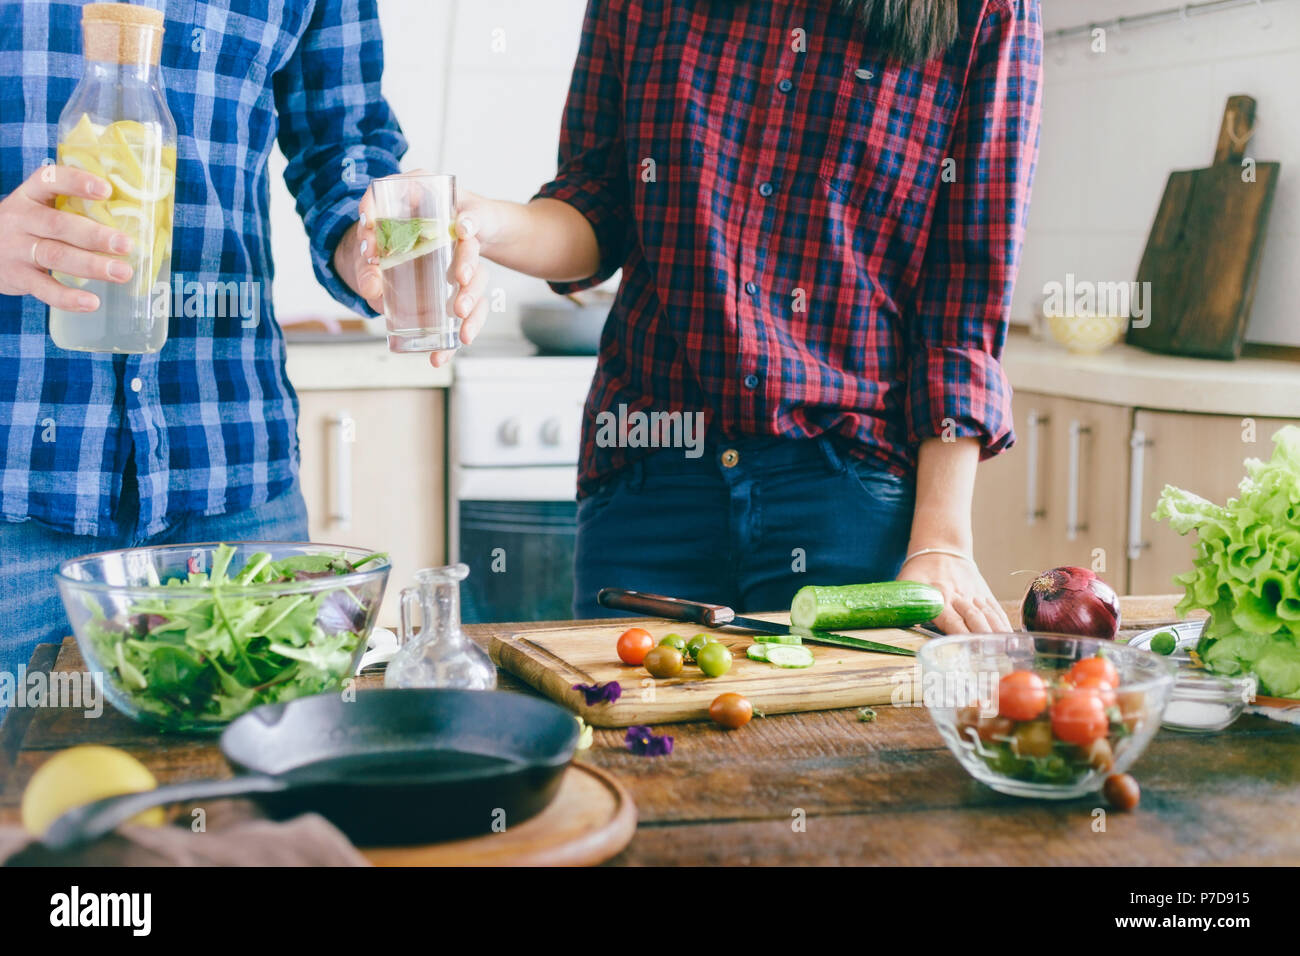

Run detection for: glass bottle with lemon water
[[50, 3, 176, 354]]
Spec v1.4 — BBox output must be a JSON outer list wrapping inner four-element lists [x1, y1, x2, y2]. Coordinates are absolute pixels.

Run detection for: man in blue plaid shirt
[[0, 0, 411, 676]]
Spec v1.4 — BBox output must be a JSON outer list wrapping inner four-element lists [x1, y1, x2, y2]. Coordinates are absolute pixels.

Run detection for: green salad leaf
[[1154, 426, 1300, 698], [84, 544, 387, 728]]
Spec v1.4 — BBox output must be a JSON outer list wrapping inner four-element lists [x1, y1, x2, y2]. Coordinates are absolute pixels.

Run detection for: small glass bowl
[[1128, 623, 1257, 732]]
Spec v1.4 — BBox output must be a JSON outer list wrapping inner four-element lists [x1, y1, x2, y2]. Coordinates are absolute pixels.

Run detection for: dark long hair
[[843, 0, 961, 62]]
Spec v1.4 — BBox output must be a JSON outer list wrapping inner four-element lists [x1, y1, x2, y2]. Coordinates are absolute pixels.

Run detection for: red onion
[[1022, 566, 1121, 639]]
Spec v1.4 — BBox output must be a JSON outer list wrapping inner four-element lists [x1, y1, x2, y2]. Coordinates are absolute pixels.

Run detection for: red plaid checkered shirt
[[535, 0, 1043, 497]]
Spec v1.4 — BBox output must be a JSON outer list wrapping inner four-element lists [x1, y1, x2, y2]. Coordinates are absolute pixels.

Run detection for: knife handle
[[596, 588, 735, 627]]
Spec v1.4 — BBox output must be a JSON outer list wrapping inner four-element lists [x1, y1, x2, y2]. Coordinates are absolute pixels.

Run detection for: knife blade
[[595, 588, 917, 658]]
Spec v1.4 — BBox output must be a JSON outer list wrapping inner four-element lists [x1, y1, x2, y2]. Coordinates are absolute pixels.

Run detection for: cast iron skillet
[[42, 689, 578, 851]]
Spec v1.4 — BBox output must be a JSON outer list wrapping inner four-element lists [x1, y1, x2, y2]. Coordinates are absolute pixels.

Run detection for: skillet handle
[[41, 774, 287, 853]]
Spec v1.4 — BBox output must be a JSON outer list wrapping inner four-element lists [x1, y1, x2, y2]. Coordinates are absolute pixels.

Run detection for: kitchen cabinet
[[973, 392, 1128, 601], [295, 389, 447, 627], [1127, 409, 1300, 595]]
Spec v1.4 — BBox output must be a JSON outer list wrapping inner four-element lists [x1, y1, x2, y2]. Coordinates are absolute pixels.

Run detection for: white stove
[[448, 338, 598, 622]]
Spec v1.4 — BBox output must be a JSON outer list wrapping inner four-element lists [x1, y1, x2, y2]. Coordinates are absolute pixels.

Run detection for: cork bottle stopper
[[81, 3, 165, 66]]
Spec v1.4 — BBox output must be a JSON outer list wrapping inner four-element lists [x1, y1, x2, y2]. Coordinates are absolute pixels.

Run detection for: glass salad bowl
[[57, 542, 390, 732], [918, 633, 1175, 799]]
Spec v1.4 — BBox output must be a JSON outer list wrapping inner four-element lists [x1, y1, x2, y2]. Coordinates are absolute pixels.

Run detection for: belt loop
[[816, 434, 848, 474], [629, 457, 646, 492]]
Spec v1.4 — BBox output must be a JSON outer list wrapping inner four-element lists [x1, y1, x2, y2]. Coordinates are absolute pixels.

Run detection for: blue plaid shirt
[[0, 0, 406, 537]]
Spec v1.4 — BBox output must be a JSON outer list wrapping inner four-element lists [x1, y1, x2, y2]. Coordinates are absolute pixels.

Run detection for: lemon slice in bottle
[[62, 112, 101, 149]]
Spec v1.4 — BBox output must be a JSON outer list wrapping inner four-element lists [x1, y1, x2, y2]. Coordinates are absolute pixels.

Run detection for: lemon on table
[[21, 745, 165, 836]]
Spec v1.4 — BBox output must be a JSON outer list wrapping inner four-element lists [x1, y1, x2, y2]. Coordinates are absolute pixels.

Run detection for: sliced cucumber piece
[[764, 645, 815, 669], [753, 633, 802, 645], [746, 644, 769, 662]]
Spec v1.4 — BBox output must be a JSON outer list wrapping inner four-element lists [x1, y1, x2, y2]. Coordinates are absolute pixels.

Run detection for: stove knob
[[540, 418, 562, 446], [499, 418, 521, 446]]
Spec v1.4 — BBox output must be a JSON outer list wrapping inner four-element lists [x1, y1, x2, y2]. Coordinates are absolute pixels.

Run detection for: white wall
[[1016, 0, 1300, 346], [267, 0, 591, 335]]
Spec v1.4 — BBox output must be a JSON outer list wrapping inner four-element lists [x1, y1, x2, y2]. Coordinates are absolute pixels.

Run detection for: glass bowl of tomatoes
[[918, 633, 1176, 799]]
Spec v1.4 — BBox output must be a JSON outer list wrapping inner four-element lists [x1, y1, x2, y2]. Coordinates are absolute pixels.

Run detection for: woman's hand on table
[[899, 551, 1013, 634]]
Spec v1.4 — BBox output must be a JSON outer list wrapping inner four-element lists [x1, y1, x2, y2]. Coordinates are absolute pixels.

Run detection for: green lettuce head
[[1154, 426, 1300, 698]]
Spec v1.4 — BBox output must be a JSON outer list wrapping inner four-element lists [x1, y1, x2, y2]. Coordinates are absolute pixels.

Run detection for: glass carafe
[[49, 2, 177, 354], [384, 564, 497, 690]]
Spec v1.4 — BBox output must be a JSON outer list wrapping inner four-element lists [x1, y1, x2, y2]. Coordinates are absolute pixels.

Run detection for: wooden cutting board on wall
[[1126, 95, 1280, 360], [489, 613, 928, 727]]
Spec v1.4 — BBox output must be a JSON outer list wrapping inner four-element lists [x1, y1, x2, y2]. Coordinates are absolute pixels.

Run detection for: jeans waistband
[[623, 435, 855, 488]]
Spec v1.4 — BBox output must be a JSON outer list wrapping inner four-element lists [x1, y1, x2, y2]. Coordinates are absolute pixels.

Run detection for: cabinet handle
[[1066, 420, 1091, 541], [328, 411, 354, 531], [1127, 428, 1152, 561], [1025, 410, 1049, 526]]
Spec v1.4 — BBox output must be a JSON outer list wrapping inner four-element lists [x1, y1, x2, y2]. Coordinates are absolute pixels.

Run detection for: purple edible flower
[[572, 681, 622, 706], [625, 725, 673, 757]]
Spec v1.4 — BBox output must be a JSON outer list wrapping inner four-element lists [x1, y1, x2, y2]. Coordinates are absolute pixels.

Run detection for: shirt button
[[743, 374, 759, 390], [130, 377, 143, 393], [777, 78, 793, 93], [758, 181, 774, 198], [745, 281, 758, 295], [720, 448, 740, 469]]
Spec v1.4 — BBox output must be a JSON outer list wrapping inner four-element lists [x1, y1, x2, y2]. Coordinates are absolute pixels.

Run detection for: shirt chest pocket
[[815, 67, 954, 222]]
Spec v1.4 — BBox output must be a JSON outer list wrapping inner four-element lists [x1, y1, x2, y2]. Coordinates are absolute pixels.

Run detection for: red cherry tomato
[[1072, 676, 1118, 709], [616, 627, 655, 666], [997, 670, 1049, 722], [1051, 687, 1110, 745], [1068, 655, 1119, 689]]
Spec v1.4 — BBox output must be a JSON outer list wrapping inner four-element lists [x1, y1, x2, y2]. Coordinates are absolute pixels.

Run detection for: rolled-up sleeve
[[273, 0, 407, 316], [533, 0, 632, 294], [905, 0, 1042, 459]]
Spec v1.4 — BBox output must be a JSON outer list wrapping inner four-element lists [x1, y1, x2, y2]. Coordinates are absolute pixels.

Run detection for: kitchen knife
[[595, 588, 917, 658]]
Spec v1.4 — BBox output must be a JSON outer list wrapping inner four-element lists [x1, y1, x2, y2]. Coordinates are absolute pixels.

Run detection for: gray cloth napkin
[[0, 813, 370, 866]]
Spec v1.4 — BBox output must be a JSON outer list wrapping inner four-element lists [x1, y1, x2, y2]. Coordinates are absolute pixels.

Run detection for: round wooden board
[[360, 762, 636, 867]]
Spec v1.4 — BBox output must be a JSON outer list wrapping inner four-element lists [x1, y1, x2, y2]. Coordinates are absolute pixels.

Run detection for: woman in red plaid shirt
[[359, 0, 1041, 633]]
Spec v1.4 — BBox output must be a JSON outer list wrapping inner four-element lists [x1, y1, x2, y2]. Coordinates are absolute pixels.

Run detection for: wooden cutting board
[[1127, 95, 1280, 360], [489, 612, 927, 727]]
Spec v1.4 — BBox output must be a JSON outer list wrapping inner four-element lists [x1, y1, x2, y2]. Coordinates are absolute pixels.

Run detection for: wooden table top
[[2, 595, 1298, 866]]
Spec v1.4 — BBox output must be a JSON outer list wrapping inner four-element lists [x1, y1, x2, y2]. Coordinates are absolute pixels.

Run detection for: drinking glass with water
[[371, 173, 461, 354]]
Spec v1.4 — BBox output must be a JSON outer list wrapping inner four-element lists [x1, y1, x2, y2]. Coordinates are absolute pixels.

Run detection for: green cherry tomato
[[1149, 631, 1177, 656], [696, 642, 733, 678], [685, 634, 713, 662], [659, 633, 688, 653]]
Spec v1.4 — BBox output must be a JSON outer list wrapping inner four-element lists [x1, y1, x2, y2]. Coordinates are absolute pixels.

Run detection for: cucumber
[[753, 633, 802, 645], [746, 644, 769, 662], [790, 581, 943, 631], [765, 645, 815, 669]]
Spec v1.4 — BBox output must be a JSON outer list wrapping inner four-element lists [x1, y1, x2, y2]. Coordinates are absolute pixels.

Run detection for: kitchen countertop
[[284, 327, 1300, 419], [284, 337, 453, 391], [283, 334, 591, 391], [3, 595, 1297, 866], [1003, 329, 1300, 418]]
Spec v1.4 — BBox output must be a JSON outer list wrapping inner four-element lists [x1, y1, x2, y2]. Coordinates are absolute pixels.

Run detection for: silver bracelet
[[902, 547, 975, 566]]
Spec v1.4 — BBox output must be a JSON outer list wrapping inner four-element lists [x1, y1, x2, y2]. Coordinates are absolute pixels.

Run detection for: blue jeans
[[0, 481, 309, 678], [573, 436, 914, 617]]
